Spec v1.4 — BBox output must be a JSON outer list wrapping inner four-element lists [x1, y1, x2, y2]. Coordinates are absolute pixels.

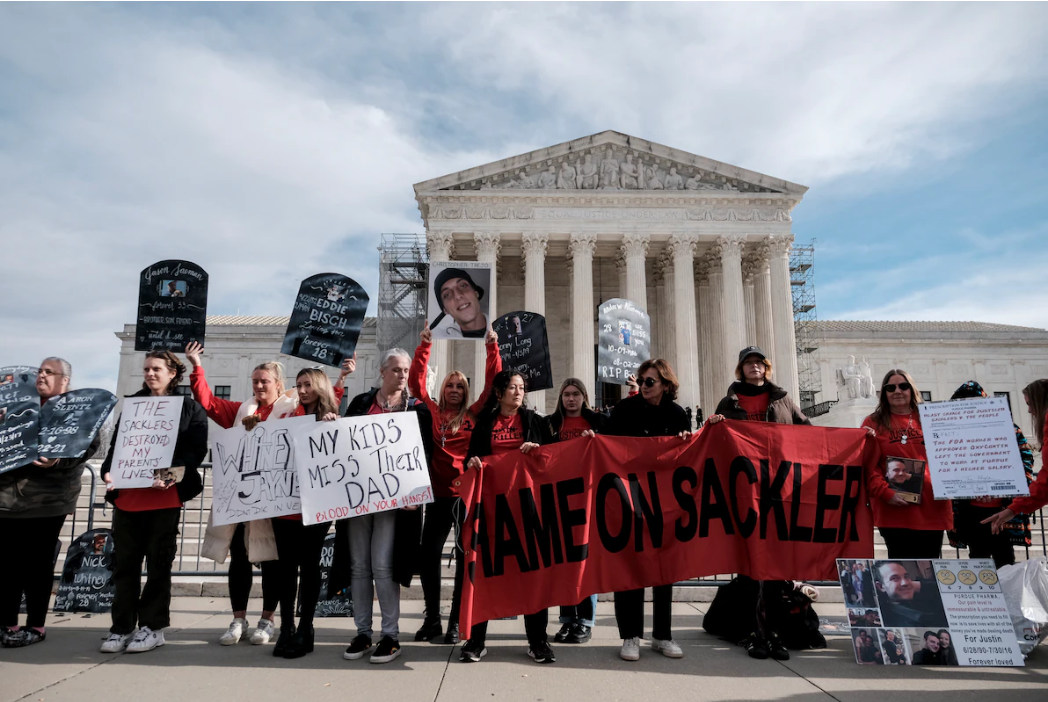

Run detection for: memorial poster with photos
[[38, 388, 118, 459], [281, 273, 368, 369], [135, 260, 208, 352], [0, 366, 40, 474], [597, 298, 651, 385], [493, 311, 553, 392], [838, 558, 1023, 667], [54, 529, 116, 613], [427, 261, 493, 341], [109, 395, 183, 489]]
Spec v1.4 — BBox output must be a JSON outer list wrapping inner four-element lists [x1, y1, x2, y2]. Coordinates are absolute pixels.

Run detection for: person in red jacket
[[861, 369, 952, 558], [984, 379, 1048, 532], [409, 322, 500, 644]]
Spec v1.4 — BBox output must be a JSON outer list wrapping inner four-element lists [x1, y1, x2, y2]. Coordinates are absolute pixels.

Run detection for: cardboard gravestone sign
[[597, 298, 651, 385], [38, 389, 118, 459], [109, 395, 183, 489], [493, 311, 553, 392], [282, 273, 368, 368], [0, 366, 40, 474], [304, 532, 353, 618], [54, 529, 116, 613], [135, 260, 208, 352]]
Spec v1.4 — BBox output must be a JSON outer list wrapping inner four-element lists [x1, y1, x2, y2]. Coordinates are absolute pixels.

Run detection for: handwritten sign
[[919, 397, 1029, 500], [135, 260, 208, 352], [54, 529, 116, 614], [597, 298, 651, 385], [110, 396, 183, 488], [294, 412, 433, 526], [493, 311, 553, 392], [38, 389, 117, 459], [0, 366, 40, 474], [210, 415, 314, 526], [281, 273, 369, 368]]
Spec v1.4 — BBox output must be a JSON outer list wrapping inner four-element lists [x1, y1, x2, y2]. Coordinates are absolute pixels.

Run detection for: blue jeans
[[559, 594, 597, 627]]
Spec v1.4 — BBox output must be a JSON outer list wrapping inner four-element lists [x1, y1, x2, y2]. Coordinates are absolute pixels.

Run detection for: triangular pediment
[[413, 130, 807, 196]]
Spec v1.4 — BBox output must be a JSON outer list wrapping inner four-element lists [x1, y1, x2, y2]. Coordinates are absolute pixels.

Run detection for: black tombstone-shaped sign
[[0, 366, 40, 475], [303, 532, 352, 617], [493, 311, 553, 392], [135, 260, 208, 352], [54, 529, 116, 614], [281, 273, 368, 369], [38, 389, 117, 460], [597, 298, 651, 385]]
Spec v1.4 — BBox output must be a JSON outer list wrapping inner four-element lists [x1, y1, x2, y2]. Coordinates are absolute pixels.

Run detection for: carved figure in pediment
[[664, 167, 683, 190], [536, 166, 557, 189], [557, 162, 577, 189], [577, 154, 599, 189], [723, 181, 739, 192], [515, 170, 535, 189], [499, 178, 520, 189], [644, 165, 664, 190], [619, 153, 640, 189], [600, 149, 619, 189]]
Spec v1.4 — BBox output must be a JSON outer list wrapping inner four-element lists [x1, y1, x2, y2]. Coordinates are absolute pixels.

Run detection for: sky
[[1, 2, 1046, 391]]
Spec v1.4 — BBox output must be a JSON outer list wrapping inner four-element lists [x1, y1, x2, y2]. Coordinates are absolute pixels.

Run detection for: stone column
[[706, 253, 728, 393], [716, 235, 747, 377], [569, 234, 597, 398], [767, 235, 799, 399], [521, 232, 548, 409], [695, 258, 715, 416], [655, 252, 675, 366], [620, 233, 650, 310], [752, 242, 775, 357], [425, 232, 454, 387], [742, 257, 757, 346], [615, 254, 627, 299], [668, 233, 700, 416], [473, 232, 501, 390]]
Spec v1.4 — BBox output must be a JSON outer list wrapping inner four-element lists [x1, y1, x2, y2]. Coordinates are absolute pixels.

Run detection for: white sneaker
[[651, 638, 683, 658], [219, 618, 248, 646], [100, 631, 136, 653], [126, 627, 165, 653], [620, 636, 640, 661], [249, 618, 275, 645]]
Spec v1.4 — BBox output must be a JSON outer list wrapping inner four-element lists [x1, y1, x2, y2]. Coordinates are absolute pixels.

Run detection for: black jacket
[[548, 407, 607, 441], [606, 393, 690, 438], [714, 381, 811, 425], [330, 388, 434, 591], [99, 389, 208, 506], [466, 407, 554, 461]]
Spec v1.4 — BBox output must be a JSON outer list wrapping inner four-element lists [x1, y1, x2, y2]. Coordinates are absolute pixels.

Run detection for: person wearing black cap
[[707, 346, 810, 661], [431, 267, 488, 338]]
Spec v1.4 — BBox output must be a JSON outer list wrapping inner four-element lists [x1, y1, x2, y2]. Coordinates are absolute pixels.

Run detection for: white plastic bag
[[999, 556, 1048, 657]]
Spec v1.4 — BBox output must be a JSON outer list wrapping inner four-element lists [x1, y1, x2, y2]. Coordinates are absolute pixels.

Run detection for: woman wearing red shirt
[[983, 379, 1048, 533], [409, 323, 501, 644], [861, 369, 952, 558], [460, 370, 555, 665]]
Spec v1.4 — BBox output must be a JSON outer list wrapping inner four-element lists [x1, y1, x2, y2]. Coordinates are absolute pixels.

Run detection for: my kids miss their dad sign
[[294, 412, 433, 526], [282, 273, 369, 369], [136, 260, 208, 353], [493, 311, 553, 392], [598, 298, 651, 385], [457, 420, 876, 634]]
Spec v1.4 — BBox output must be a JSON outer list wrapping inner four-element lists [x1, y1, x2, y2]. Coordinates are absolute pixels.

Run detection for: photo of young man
[[428, 264, 492, 340], [874, 561, 948, 628]]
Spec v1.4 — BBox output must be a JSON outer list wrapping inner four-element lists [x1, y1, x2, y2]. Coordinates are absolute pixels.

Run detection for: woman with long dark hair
[[983, 379, 1048, 532], [459, 370, 555, 664], [98, 351, 207, 653]]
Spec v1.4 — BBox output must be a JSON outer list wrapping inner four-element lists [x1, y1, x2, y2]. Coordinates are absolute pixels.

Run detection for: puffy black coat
[[605, 393, 690, 438]]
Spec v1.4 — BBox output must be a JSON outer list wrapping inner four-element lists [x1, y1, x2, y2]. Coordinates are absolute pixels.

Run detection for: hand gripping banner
[[457, 421, 876, 636]]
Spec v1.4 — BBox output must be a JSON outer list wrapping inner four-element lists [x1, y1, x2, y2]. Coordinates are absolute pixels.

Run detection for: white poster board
[[110, 396, 183, 489], [919, 397, 1028, 500], [210, 415, 315, 526], [294, 412, 433, 526]]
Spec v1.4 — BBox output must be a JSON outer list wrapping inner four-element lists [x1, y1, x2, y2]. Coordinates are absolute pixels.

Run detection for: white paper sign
[[294, 412, 433, 526], [210, 415, 315, 526], [110, 396, 183, 489], [919, 397, 1028, 500]]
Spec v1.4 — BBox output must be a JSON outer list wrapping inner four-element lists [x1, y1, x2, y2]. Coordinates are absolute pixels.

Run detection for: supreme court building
[[413, 130, 805, 414]]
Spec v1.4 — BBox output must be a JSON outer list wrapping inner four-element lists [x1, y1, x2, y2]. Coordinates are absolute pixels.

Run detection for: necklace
[[893, 413, 914, 444], [377, 390, 405, 413]]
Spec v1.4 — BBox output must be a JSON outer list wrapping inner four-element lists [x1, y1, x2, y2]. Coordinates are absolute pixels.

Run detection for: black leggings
[[271, 519, 330, 628], [228, 522, 279, 613], [879, 528, 945, 560], [615, 585, 673, 640], [469, 609, 549, 647], [0, 515, 66, 628], [419, 496, 465, 627]]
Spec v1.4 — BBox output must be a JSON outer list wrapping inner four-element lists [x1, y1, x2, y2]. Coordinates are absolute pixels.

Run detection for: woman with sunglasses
[[606, 359, 691, 662], [861, 370, 952, 558]]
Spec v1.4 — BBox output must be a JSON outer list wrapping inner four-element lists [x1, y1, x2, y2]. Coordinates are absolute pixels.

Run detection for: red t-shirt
[[115, 486, 182, 512], [490, 413, 525, 455], [737, 393, 770, 422], [368, 401, 390, 415], [559, 415, 591, 442]]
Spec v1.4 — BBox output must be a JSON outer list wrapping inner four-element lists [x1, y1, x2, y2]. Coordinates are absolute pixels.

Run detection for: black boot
[[283, 623, 314, 659], [566, 624, 591, 644], [553, 623, 573, 643], [415, 617, 443, 642], [273, 624, 296, 657], [443, 622, 460, 645]]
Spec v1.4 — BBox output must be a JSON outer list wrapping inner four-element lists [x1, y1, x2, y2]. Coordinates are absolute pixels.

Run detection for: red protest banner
[[457, 420, 875, 636]]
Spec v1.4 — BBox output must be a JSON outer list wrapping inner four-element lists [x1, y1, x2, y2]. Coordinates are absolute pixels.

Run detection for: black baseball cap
[[738, 346, 767, 363], [433, 267, 485, 312]]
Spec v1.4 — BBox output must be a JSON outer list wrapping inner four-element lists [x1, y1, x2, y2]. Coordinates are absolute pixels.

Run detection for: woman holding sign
[[460, 369, 556, 665], [983, 379, 1048, 533], [98, 351, 207, 653], [409, 322, 501, 644], [606, 359, 691, 662], [861, 370, 952, 559]]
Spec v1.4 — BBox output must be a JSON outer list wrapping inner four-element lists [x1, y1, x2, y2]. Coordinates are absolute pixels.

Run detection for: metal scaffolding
[[790, 239, 823, 411], [377, 233, 427, 354]]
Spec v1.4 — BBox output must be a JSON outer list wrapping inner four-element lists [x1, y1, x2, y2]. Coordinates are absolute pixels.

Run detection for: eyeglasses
[[640, 377, 659, 388], [37, 368, 65, 377], [883, 382, 912, 393]]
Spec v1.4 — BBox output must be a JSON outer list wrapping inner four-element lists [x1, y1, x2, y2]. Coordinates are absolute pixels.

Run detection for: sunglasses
[[883, 382, 912, 393], [640, 377, 660, 388]]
